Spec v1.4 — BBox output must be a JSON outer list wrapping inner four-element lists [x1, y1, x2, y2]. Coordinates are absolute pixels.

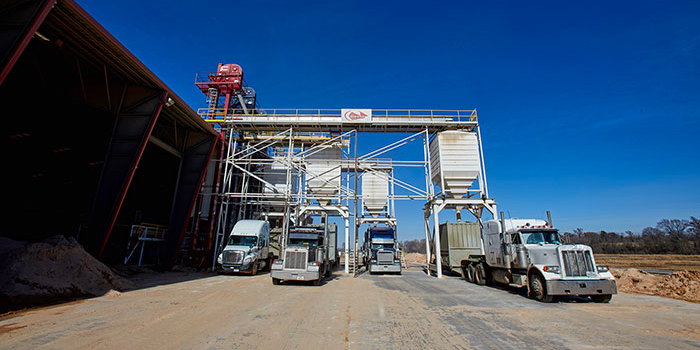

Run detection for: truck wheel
[[312, 278, 321, 286], [590, 294, 612, 303], [272, 278, 281, 285], [465, 264, 475, 283], [251, 263, 258, 276], [474, 263, 486, 286], [529, 274, 553, 302]]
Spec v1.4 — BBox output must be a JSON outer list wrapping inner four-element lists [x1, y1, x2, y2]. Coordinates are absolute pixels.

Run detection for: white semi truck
[[440, 213, 617, 302], [216, 220, 272, 275]]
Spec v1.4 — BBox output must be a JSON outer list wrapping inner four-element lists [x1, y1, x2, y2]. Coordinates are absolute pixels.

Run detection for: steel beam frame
[[89, 88, 167, 258]]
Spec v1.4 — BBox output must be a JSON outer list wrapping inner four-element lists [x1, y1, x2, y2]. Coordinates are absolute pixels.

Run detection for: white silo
[[362, 170, 389, 217], [429, 130, 481, 198], [306, 145, 341, 205]]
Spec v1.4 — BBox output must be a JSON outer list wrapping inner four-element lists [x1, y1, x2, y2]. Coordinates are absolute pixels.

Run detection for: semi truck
[[363, 226, 402, 274], [216, 220, 272, 275], [437, 214, 617, 302], [271, 223, 336, 286]]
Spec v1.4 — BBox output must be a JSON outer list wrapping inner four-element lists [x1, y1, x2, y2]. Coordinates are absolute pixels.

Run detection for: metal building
[[1, 0, 218, 267]]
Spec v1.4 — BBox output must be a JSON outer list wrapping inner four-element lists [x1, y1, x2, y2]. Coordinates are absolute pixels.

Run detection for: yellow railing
[[197, 108, 477, 123], [131, 222, 168, 241]]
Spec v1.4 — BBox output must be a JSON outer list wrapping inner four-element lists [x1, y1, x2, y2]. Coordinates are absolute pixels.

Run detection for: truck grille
[[561, 250, 595, 277], [377, 251, 394, 265], [223, 250, 244, 265], [284, 250, 307, 270]]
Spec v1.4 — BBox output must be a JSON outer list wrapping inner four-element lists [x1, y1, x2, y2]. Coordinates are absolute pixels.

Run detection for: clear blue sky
[[78, 0, 700, 240]]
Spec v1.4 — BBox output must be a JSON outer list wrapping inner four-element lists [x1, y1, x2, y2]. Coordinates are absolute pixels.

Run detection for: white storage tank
[[429, 130, 481, 197], [262, 157, 297, 195], [362, 170, 389, 217], [306, 146, 341, 205]]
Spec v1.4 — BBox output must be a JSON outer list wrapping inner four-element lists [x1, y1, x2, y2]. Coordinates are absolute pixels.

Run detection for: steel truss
[[205, 110, 494, 279]]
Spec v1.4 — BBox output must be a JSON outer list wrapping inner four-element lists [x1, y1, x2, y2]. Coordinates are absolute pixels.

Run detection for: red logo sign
[[341, 109, 372, 122]]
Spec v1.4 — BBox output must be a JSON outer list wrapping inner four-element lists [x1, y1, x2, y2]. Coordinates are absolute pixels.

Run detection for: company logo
[[343, 110, 368, 120], [341, 109, 372, 123]]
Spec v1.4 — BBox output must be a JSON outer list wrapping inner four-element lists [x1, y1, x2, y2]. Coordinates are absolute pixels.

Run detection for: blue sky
[[78, 0, 700, 240]]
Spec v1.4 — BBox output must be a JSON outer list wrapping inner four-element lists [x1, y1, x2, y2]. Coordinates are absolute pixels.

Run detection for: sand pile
[[612, 268, 700, 303], [404, 253, 427, 264], [0, 235, 134, 310]]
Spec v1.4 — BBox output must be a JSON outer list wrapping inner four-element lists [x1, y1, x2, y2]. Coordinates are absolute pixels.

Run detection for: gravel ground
[[1, 264, 699, 350]]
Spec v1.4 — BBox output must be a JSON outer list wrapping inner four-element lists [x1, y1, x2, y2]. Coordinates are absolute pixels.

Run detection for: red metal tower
[[195, 63, 244, 118]]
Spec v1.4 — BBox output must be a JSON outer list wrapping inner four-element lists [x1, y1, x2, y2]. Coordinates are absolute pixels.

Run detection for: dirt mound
[[612, 268, 700, 303], [0, 235, 134, 311], [404, 253, 427, 264]]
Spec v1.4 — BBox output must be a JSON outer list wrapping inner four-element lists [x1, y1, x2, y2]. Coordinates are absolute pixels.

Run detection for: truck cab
[[364, 226, 402, 274], [271, 225, 332, 286], [216, 220, 271, 274], [474, 218, 617, 302]]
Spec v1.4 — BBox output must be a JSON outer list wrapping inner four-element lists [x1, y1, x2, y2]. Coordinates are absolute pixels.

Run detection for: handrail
[[130, 223, 168, 241], [196, 108, 478, 123]]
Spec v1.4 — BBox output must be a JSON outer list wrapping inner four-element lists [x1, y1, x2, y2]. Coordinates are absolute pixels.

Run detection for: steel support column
[[344, 217, 350, 274], [88, 88, 167, 258], [433, 203, 443, 278], [162, 134, 218, 268]]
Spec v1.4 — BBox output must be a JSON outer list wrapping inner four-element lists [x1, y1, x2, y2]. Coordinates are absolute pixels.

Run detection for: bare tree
[[689, 217, 700, 238], [657, 219, 690, 239]]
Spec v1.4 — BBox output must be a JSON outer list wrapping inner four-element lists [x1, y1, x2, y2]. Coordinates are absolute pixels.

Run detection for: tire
[[474, 263, 486, 286], [272, 278, 281, 285], [250, 263, 258, 276], [590, 294, 612, 303], [312, 278, 321, 286], [529, 274, 553, 302], [466, 264, 476, 283]]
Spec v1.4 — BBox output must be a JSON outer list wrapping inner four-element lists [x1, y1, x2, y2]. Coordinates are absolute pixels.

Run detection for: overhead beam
[[0, 0, 56, 85], [149, 134, 183, 159]]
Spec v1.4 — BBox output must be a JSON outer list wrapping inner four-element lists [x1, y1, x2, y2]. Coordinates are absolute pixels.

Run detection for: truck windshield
[[289, 239, 318, 247], [371, 243, 393, 249], [228, 235, 257, 247], [520, 231, 560, 244]]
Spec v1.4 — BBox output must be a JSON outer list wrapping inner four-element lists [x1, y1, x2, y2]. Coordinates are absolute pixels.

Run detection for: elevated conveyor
[[198, 108, 478, 132]]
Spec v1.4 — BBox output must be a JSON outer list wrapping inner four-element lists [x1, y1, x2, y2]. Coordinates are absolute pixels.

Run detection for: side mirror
[[503, 233, 512, 244]]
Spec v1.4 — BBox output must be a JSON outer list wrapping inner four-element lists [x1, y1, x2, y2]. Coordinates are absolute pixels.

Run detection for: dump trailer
[[453, 215, 617, 302], [433, 222, 482, 274], [271, 225, 331, 286], [216, 220, 272, 274], [364, 226, 402, 274]]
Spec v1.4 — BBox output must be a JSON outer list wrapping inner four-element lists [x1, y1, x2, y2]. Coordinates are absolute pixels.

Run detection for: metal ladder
[[207, 88, 218, 117]]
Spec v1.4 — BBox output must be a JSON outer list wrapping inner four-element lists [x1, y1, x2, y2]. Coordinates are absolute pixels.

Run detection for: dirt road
[[2, 265, 699, 349]]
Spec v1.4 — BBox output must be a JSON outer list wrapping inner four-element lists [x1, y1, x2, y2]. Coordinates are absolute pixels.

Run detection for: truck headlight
[[244, 255, 254, 263], [596, 265, 609, 272], [543, 265, 560, 273], [217, 254, 222, 264]]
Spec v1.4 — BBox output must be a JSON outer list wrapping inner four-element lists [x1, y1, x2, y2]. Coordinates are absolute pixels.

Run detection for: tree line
[[563, 217, 700, 254], [401, 217, 700, 254]]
